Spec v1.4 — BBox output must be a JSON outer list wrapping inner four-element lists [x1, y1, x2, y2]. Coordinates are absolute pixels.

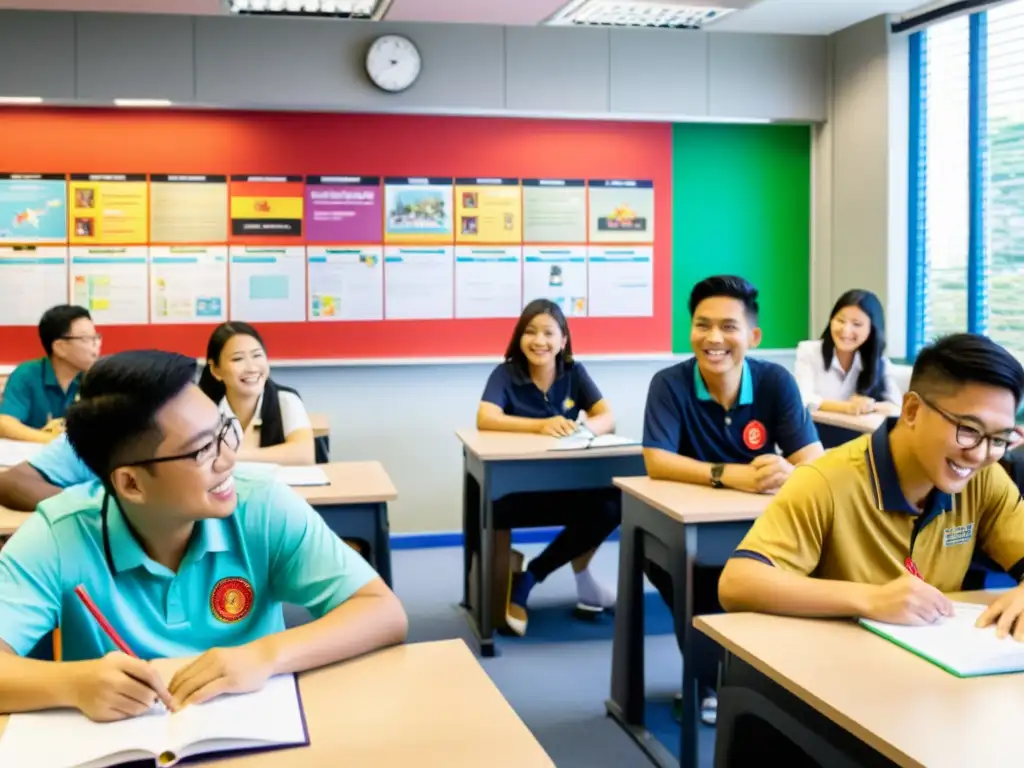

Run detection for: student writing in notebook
[[641, 275, 824, 725], [0, 305, 101, 444], [0, 350, 407, 721], [793, 289, 902, 416], [476, 299, 619, 635], [198, 322, 315, 466], [719, 333, 1024, 639]]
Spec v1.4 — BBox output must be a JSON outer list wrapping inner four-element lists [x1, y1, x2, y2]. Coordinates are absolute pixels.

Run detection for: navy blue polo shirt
[[481, 361, 603, 419], [642, 357, 819, 462]]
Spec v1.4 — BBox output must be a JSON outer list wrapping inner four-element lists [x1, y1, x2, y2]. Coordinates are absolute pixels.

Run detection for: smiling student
[[0, 305, 101, 444], [641, 275, 824, 725], [794, 289, 901, 416], [719, 333, 1024, 639], [198, 322, 315, 466], [0, 350, 407, 721], [477, 299, 619, 635]]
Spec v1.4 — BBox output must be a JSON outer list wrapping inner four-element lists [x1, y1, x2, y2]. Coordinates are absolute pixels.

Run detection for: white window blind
[[985, 0, 1024, 358]]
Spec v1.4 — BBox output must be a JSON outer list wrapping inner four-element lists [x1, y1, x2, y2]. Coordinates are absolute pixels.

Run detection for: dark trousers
[[644, 560, 723, 693], [492, 488, 622, 582]]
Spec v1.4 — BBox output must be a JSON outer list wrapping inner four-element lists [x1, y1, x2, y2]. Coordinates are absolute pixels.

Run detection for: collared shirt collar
[[41, 357, 61, 390], [107, 495, 232, 576], [867, 418, 953, 516], [830, 349, 863, 379], [507, 360, 566, 387], [694, 359, 753, 407]]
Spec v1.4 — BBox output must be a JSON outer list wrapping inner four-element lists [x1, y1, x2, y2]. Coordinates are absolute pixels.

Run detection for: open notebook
[[0, 672, 309, 768], [0, 438, 43, 468], [859, 601, 1024, 678], [547, 426, 639, 452], [233, 462, 330, 487]]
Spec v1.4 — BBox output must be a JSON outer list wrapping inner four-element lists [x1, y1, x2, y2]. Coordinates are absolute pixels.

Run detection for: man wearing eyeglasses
[[719, 333, 1024, 638], [0, 350, 408, 722], [0, 304, 101, 444]]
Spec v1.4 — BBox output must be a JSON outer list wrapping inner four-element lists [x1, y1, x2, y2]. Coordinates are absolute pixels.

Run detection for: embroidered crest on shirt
[[562, 397, 575, 412], [742, 420, 767, 450], [210, 576, 255, 623], [943, 523, 974, 547]]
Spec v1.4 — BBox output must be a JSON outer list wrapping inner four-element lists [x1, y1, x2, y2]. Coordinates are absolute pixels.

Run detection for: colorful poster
[[307, 245, 384, 321], [150, 246, 228, 324], [384, 246, 454, 320], [229, 245, 306, 322], [522, 179, 587, 244], [229, 176, 304, 240], [455, 246, 522, 319], [0, 174, 68, 244], [523, 246, 587, 317], [454, 178, 522, 244], [305, 176, 382, 243], [587, 246, 654, 317], [150, 175, 229, 243], [587, 179, 655, 244], [0, 246, 68, 325], [383, 177, 453, 244], [68, 174, 148, 245], [69, 246, 149, 324]]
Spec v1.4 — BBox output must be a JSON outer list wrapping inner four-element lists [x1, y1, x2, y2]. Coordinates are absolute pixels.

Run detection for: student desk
[[0, 639, 555, 767], [695, 591, 1012, 768], [300, 461, 395, 587], [811, 410, 885, 449], [456, 428, 644, 657], [606, 476, 770, 768], [309, 412, 329, 439]]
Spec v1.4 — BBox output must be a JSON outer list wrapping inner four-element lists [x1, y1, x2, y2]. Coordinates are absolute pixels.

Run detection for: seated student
[[477, 298, 619, 635], [0, 305, 100, 443], [794, 289, 902, 416], [719, 333, 1024, 636], [642, 275, 824, 724], [198, 322, 315, 466], [0, 350, 407, 720]]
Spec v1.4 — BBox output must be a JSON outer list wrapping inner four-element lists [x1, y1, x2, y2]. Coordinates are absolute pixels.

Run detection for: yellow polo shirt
[[732, 419, 1024, 592]]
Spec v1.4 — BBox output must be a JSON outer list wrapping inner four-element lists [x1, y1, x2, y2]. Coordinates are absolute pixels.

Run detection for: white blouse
[[219, 390, 311, 450], [794, 339, 901, 411]]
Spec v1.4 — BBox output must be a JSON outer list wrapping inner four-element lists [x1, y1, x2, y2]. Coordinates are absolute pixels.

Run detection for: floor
[[388, 541, 718, 768]]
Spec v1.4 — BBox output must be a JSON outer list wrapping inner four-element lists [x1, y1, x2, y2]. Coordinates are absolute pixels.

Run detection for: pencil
[[73, 584, 138, 658]]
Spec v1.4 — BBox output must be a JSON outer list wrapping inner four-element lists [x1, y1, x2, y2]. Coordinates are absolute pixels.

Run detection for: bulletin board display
[[0, 109, 672, 363]]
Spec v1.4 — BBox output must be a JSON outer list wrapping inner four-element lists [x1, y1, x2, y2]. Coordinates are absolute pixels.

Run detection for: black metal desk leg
[[609, 513, 645, 724], [478, 484, 496, 657], [670, 525, 699, 768], [461, 458, 477, 610], [373, 502, 393, 588]]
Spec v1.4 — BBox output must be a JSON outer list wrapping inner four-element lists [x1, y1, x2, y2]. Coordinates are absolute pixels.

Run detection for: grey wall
[[0, 10, 827, 121], [811, 16, 910, 355]]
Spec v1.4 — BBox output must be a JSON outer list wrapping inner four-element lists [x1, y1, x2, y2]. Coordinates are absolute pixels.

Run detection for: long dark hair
[[820, 289, 887, 399], [197, 321, 301, 448], [504, 299, 575, 377]]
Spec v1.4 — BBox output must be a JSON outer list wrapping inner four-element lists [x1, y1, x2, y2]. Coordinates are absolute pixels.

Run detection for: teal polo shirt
[[0, 357, 81, 429], [0, 472, 378, 661]]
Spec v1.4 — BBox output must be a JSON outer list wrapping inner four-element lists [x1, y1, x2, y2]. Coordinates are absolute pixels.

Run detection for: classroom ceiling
[[0, 0, 932, 34]]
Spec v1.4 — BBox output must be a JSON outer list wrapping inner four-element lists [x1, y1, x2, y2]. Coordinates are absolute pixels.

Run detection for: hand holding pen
[[70, 585, 175, 722]]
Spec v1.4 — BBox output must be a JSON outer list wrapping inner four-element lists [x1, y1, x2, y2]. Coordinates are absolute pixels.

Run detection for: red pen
[[904, 556, 923, 580], [74, 584, 138, 658]]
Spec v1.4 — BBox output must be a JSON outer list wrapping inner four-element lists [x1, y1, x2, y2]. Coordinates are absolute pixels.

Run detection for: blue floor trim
[[390, 526, 622, 550]]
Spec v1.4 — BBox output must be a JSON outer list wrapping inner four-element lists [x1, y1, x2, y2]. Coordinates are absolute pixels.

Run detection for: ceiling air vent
[[546, 0, 736, 29], [227, 0, 393, 19]]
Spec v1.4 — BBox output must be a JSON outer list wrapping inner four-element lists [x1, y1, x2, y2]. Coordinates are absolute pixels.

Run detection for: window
[[909, 0, 1024, 358], [986, 1, 1024, 358]]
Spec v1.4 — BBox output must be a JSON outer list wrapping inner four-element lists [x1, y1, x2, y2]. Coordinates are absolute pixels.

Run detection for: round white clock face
[[366, 35, 422, 93]]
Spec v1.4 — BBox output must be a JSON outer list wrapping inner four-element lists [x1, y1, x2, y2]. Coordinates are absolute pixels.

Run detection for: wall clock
[[365, 34, 422, 93]]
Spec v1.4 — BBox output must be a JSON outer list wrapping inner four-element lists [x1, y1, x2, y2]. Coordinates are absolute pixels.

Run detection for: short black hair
[[66, 350, 198, 482], [39, 304, 92, 356], [688, 275, 760, 322], [910, 333, 1024, 408]]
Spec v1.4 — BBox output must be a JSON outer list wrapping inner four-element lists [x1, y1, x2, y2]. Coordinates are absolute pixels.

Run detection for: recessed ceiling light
[[227, 0, 386, 17], [0, 96, 44, 104], [546, 0, 736, 29], [114, 98, 173, 107]]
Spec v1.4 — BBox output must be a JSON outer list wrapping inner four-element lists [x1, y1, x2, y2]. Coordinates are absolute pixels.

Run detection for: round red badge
[[210, 577, 254, 623], [743, 420, 767, 451]]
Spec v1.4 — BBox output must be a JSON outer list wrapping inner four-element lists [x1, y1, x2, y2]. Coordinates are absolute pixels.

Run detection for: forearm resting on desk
[[0, 463, 61, 511], [0, 416, 52, 444], [476, 405, 544, 434], [238, 430, 315, 467], [0, 645, 74, 714], [718, 558, 870, 618], [258, 581, 408, 676], [644, 447, 740, 487]]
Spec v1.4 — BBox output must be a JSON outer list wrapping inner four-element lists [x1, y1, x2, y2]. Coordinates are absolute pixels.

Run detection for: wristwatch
[[710, 463, 725, 489]]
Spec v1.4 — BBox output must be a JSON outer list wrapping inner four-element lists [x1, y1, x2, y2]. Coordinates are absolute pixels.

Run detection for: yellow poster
[[229, 195, 303, 221], [68, 175, 148, 245], [454, 179, 522, 244]]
